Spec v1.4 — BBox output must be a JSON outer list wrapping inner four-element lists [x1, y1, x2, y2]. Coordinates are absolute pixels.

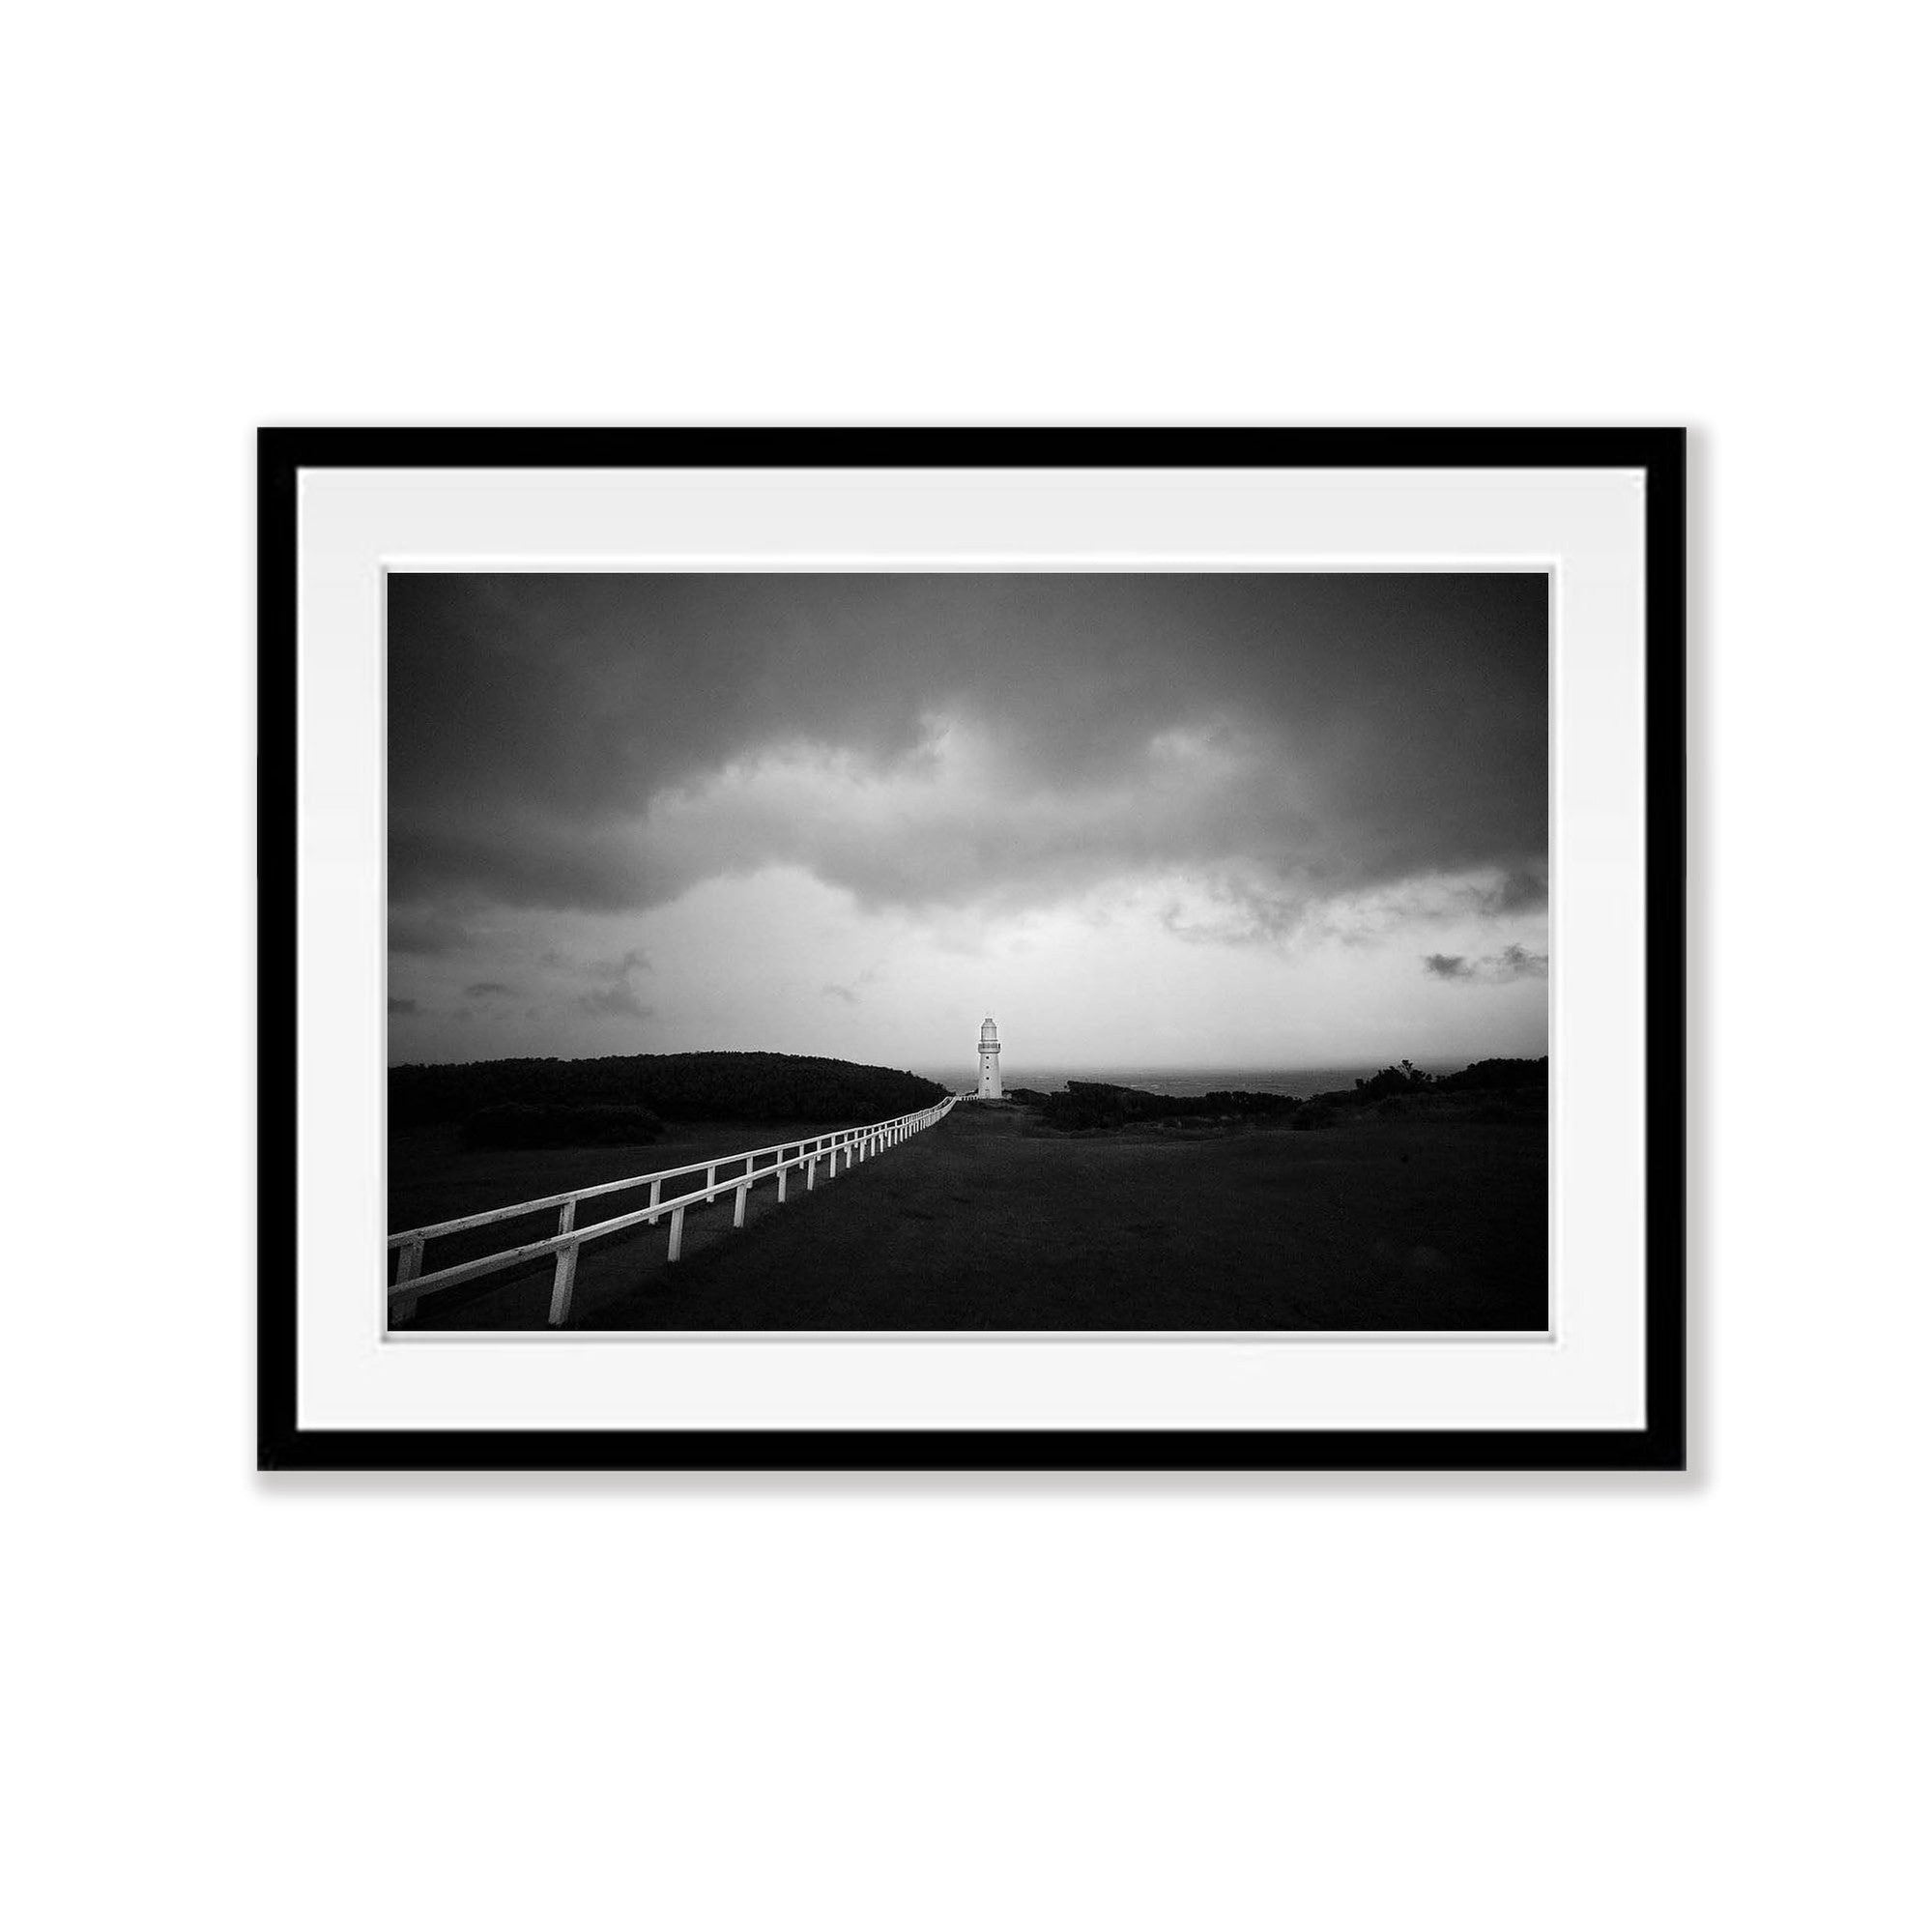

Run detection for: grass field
[[389, 1103, 1546, 1331], [389, 1117, 854, 1324]]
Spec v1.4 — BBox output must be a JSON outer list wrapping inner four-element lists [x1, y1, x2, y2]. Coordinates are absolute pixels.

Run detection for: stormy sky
[[388, 573, 1548, 1074]]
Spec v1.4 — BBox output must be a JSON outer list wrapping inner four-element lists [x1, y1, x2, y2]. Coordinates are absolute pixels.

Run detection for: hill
[[390, 1051, 948, 1141]]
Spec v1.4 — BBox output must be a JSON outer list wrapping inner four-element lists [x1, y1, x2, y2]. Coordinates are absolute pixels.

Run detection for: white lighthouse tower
[[976, 1016, 1003, 1099]]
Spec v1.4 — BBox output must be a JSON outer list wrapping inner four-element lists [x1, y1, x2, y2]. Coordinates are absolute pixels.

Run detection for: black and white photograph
[[386, 569, 1551, 1335]]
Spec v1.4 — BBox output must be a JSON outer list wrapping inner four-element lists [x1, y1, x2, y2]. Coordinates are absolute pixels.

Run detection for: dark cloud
[[1424, 945, 1547, 983], [389, 572, 1547, 934], [1488, 866, 1549, 913], [574, 947, 653, 1020], [590, 946, 651, 978], [388, 995, 418, 1015], [822, 983, 858, 1004], [1493, 943, 1548, 979], [463, 981, 516, 997], [389, 908, 476, 955], [578, 985, 654, 1019]]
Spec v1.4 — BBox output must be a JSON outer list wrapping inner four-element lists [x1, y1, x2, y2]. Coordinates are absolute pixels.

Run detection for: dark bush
[[1436, 1056, 1549, 1094], [1355, 1059, 1437, 1099]]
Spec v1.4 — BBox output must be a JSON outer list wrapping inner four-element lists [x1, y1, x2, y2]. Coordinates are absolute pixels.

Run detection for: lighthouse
[[976, 1016, 1003, 1099]]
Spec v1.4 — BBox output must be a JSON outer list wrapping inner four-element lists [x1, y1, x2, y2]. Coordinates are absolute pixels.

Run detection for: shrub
[[1436, 1056, 1549, 1094], [1355, 1060, 1437, 1100]]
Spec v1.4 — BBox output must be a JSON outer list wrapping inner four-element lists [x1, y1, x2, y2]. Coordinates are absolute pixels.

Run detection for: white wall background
[[6, 4, 1927, 1928]]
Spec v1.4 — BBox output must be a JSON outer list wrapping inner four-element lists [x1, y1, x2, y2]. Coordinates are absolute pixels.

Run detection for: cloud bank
[[387, 573, 1549, 1065], [1423, 944, 1549, 983], [389, 572, 1547, 936]]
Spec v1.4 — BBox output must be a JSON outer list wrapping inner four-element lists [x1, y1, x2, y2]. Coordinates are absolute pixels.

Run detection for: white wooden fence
[[389, 1095, 958, 1327]]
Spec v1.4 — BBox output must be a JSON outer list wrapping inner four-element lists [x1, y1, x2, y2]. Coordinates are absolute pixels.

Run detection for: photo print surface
[[387, 571, 1549, 1333]]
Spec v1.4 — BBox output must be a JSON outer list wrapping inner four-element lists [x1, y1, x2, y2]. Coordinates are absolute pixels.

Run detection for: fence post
[[391, 1237, 426, 1325], [648, 1177, 661, 1226], [734, 1181, 748, 1228], [543, 1199, 579, 1324], [548, 1242, 579, 1325], [778, 1164, 789, 1203], [806, 1155, 816, 1190], [668, 1205, 685, 1262]]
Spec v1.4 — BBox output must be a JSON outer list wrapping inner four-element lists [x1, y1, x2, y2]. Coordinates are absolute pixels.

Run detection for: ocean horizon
[[911, 1060, 1489, 1100]]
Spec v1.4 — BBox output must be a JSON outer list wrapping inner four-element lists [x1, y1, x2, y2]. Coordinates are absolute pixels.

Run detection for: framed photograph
[[260, 428, 1686, 1471]]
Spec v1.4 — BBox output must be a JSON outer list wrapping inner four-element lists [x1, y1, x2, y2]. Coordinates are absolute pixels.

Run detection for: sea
[[910, 1062, 1467, 1100]]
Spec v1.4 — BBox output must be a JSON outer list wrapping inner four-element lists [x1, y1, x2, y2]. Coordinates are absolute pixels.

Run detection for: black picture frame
[[259, 427, 1686, 1473]]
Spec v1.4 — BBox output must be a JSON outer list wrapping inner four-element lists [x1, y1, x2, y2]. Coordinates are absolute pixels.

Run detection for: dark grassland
[[390, 1104, 1546, 1332], [389, 1118, 851, 1326]]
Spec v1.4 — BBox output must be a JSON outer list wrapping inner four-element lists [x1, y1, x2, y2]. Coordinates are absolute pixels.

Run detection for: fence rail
[[389, 1095, 958, 1326]]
